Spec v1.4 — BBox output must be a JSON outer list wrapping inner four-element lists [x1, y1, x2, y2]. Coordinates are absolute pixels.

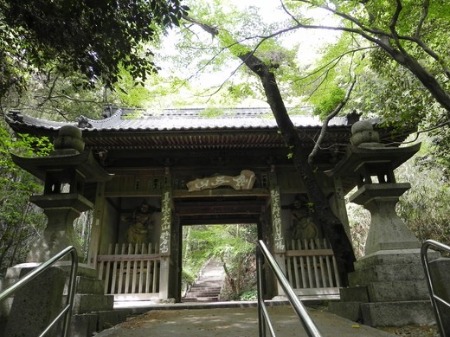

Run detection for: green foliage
[[428, 126, 450, 171], [115, 68, 153, 108], [199, 107, 224, 118], [350, 67, 431, 126], [182, 224, 257, 300], [239, 289, 257, 301], [1, 69, 121, 121], [312, 85, 345, 118], [289, 31, 356, 118], [397, 141, 450, 244], [0, 123, 50, 275], [0, 0, 189, 97], [226, 83, 255, 102]]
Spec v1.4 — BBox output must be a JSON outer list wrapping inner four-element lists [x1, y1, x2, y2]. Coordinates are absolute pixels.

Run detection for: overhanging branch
[[308, 79, 356, 165]]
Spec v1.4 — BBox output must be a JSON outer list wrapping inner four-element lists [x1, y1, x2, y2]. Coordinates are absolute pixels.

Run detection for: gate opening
[[181, 223, 258, 302]]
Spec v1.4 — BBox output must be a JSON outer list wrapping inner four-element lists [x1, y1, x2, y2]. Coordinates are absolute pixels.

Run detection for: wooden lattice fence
[[97, 243, 160, 300], [285, 239, 341, 298]]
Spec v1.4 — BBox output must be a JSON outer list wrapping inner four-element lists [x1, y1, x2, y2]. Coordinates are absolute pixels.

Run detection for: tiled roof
[[5, 107, 363, 158], [6, 107, 350, 132]]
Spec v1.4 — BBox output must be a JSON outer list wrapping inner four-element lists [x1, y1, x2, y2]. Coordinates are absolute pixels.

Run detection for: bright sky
[[151, 0, 340, 107], [245, 0, 339, 63]]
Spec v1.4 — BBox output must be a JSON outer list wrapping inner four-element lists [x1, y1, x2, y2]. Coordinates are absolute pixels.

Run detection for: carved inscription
[[160, 191, 171, 255], [271, 188, 285, 252], [186, 170, 256, 192]]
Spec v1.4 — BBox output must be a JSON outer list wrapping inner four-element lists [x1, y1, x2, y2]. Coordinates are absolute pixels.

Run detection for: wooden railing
[[97, 243, 160, 300], [285, 239, 341, 297]]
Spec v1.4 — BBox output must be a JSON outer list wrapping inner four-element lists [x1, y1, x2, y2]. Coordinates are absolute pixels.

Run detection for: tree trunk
[[239, 51, 355, 284], [189, 19, 356, 284], [222, 260, 237, 294]]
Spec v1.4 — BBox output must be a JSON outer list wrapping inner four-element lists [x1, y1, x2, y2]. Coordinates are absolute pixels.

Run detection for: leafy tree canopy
[[0, 0, 189, 98], [150, 0, 449, 167], [0, 121, 51, 275], [146, 0, 450, 277]]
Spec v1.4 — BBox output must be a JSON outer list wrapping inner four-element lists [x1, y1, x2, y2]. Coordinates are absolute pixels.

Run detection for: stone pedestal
[[330, 249, 435, 326], [27, 194, 93, 262], [350, 184, 420, 255], [2, 265, 66, 337], [330, 186, 434, 326], [0, 263, 114, 337], [328, 121, 432, 326]]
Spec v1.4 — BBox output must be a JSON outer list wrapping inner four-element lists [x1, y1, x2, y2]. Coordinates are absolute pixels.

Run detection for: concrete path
[[96, 305, 397, 337]]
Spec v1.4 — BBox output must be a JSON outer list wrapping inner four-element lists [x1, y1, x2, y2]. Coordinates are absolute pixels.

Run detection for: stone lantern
[[334, 120, 421, 256], [11, 125, 111, 262], [4, 125, 115, 337], [328, 121, 435, 327]]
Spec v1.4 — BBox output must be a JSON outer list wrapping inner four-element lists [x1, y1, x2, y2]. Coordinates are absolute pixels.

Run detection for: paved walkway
[[97, 304, 397, 337]]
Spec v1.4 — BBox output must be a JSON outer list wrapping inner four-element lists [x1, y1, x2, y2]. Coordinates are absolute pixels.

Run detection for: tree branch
[[183, 15, 219, 37], [294, 0, 393, 38], [415, 0, 430, 39], [389, 0, 403, 39], [285, 0, 450, 116], [308, 79, 356, 165], [188, 18, 356, 281]]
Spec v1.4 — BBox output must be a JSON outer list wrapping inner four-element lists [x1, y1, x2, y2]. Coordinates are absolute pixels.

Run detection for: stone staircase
[[182, 259, 225, 302]]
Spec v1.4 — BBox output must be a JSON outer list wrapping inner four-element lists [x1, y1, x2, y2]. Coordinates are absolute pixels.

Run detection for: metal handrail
[[0, 246, 78, 337], [256, 240, 322, 337], [421, 239, 450, 337]]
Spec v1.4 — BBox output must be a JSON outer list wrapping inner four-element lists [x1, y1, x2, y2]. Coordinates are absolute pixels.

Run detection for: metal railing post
[[257, 244, 278, 337], [421, 240, 450, 337], [257, 246, 266, 337], [256, 240, 322, 337], [63, 248, 78, 337]]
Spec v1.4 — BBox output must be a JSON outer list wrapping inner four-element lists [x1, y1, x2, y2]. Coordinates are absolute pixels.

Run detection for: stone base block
[[72, 293, 114, 314], [70, 313, 98, 337], [75, 275, 104, 294], [366, 280, 429, 302], [97, 310, 134, 331], [330, 300, 435, 327], [340, 286, 369, 302], [69, 309, 141, 337], [328, 301, 362, 322], [349, 262, 425, 284], [347, 249, 430, 303], [4, 266, 66, 337], [360, 300, 435, 327], [355, 249, 422, 270], [331, 248, 438, 327]]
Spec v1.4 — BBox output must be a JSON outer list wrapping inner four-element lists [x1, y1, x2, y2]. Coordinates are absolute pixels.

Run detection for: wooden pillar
[[88, 182, 106, 268], [171, 215, 181, 302], [159, 168, 173, 300], [269, 168, 286, 296]]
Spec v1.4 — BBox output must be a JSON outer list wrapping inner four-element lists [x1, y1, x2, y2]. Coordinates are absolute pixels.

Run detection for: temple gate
[[5, 107, 408, 303]]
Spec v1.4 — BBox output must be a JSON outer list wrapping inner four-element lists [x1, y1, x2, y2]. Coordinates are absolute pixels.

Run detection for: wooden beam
[[173, 188, 269, 198]]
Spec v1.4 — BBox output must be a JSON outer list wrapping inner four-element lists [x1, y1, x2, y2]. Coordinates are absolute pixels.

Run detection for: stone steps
[[182, 259, 224, 303]]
